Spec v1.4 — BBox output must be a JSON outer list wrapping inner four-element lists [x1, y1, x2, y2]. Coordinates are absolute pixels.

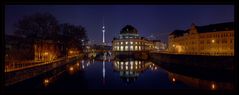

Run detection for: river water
[[5, 57, 233, 92]]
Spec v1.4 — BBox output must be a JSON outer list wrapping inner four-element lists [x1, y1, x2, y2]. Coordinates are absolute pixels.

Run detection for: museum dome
[[120, 25, 138, 34]]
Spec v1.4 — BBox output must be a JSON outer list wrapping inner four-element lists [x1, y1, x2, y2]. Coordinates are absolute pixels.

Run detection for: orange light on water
[[172, 78, 176, 82], [44, 79, 49, 84], [211, 83, 216, 90], [70, 67, 74, 71]]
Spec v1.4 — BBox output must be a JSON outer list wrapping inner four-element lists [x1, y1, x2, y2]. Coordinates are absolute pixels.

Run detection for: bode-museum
[[168, 22, 234, 56], [112, 25, 156, 53]]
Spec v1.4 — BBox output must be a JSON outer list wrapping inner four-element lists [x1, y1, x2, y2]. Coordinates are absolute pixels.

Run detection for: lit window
[[139, 46, 141, 50], [121, 62, 123, 65], [125, 46, 128, 51], [125, 62, 128, 66], [130, 61, 134, 66], [121, 46, 124, 51], [130, 41, 133, 44], [130, 46, 133, 51], [121, 42, 123, 45], [135, 46, 138, 50], [117, 46, 119, 51], [135, 61, 138, 65], [130, 61, 133, 66]]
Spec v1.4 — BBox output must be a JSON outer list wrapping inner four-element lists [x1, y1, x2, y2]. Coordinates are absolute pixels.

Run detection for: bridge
[[83, 44, 112, 59]]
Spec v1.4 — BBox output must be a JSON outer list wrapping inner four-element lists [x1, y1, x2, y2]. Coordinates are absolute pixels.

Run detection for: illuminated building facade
[[112, 25, 154, 52], [168, 22, 234, 56]]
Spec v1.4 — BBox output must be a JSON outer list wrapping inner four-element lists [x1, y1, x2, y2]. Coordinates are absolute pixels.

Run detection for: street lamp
[[44, 52, 48, 55], [70, 50, 73, 54], [211, 39, 215, 43]]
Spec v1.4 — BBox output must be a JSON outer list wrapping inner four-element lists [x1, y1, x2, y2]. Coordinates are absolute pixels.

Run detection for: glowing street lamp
[[211, 39, 215, 43], [70, 50, 73, 54], [69, 67, 74, 71], [44, 52, 49, 55]]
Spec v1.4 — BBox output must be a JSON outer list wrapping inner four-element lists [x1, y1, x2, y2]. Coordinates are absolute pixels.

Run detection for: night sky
[[5, 5, 234, 44]]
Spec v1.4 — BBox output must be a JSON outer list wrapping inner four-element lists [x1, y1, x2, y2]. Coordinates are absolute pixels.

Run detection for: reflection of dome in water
[[120, 25, 138, 34], [120, 76, 138, 84], [119, 71, 139, 84], [113, 60, 146, 84]]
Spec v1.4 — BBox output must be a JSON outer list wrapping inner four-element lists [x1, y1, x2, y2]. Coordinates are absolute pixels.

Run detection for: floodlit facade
[[168, 22, 234, 56], [112, 25, 155, 52]]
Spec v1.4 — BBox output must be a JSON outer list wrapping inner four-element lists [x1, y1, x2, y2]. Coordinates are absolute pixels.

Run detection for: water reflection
[[6, 55, 234, 91], [42, 60, 85, 87], [166, 70, 234, 90], [113, 58, 158, 84]]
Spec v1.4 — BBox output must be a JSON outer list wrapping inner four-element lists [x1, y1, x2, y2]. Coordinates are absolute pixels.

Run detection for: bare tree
[[14, 12, 59, 41]]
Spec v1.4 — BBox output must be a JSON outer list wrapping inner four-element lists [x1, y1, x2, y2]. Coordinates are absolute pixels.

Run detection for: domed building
[[112, 25, 154, 53]]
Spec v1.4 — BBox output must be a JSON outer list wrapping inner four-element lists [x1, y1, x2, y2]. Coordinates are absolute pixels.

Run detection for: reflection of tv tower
[[102, 17, 105, 44], [102, 59, 106, 84]]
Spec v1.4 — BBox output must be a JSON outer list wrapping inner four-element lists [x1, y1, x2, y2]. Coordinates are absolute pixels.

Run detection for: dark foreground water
[[5, 57, 233, 92]]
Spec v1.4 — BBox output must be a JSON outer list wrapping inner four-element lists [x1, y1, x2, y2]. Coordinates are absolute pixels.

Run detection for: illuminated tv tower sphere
[[102, 21, 105, 44]]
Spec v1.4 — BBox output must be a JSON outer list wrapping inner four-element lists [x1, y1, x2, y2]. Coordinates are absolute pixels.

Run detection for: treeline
[[5, 12, 88, 64], [14, 12, 88, 48]]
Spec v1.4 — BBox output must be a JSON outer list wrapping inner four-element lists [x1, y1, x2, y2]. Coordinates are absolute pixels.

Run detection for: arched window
[[130, 46, 133, 51], [135, 46, 138, 50], [120, 46, 124, 51], [125, 46, 128, 51]]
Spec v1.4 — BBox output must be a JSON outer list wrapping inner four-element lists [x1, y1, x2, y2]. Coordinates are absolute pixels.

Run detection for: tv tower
[[102, 17, 105, 44]]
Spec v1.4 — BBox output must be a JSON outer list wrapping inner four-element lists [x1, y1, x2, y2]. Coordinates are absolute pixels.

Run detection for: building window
[[121, 42, 123, 45], [130, 46, 133, 51], [125, 46, 128, 51], [120, 46, 124, 51], [117, 46, 119, 51], [136, 42, 138, 44], [139, 46, 141, 50], [126, 42, 128, 44], [135, 46, 138, 50], [130, 41, 133, 44]]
